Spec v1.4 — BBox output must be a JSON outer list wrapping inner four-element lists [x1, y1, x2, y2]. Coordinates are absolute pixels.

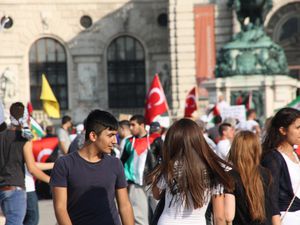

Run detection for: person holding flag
[[0, 102, 51, 225]]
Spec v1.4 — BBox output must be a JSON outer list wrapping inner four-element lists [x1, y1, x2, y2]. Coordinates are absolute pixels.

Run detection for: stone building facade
[[169, 0, 300, 118], [0, 0, 170, 123], [1, 0, 300, 122]]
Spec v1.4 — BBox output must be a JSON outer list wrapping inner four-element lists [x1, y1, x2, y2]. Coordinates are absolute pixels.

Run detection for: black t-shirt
[[0, 129, 27, 189], [50, 151, 127, 225], [225, 168, 273, 225]]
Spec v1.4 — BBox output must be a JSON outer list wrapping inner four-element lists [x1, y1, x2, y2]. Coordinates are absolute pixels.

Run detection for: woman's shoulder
[[262, 149, 281, 159], [261, 149, 284, 167]]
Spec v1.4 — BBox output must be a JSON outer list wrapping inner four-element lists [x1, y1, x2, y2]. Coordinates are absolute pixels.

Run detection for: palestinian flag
[[123, 133, 160, 185], [207, 104, 220, 124], [32, 137, 59, 162], [30, 117, 45, 139]]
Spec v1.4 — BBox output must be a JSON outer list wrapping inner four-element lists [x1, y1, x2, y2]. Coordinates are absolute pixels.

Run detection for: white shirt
[[216, 139, 231, 160], [280, 152, 300, 198], [119, 135, 132, 157], [157, 177, 221, 225], [279, 152, 300, 225], [25, 166, 35, 192], [57, 127, 71, 156]]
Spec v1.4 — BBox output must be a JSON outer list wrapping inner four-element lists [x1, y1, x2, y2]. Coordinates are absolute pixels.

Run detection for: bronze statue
[[227, 0, 273, 29], [215, 0, 289, 77]]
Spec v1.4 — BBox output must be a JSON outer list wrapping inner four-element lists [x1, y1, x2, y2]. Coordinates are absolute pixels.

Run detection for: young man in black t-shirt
[[50, 110, 134, 225]]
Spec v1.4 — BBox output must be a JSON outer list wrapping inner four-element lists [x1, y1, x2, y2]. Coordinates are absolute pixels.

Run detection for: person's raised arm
[[52, 187, 72, 225], [116, 187, 134, 225], [23, 141, 50, 183]]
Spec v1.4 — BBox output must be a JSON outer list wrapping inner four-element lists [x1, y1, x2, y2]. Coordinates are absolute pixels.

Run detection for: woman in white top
[[151, 119, 233, 225]]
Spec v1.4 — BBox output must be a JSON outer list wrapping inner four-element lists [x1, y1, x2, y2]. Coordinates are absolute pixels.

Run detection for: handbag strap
[[281, 182, 300, 222]]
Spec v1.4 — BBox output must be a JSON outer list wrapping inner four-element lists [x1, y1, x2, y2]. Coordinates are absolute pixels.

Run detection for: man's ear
[[89, 131, 97, 142], [279, 127, 286, 136]]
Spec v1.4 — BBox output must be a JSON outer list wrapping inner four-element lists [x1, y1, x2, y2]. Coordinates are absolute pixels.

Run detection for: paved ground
[[0, 199, 56, 225], [38, 200, 56, 225]]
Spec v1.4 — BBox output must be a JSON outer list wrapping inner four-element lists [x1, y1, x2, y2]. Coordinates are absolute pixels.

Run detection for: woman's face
[[283, 118, 300, 146]]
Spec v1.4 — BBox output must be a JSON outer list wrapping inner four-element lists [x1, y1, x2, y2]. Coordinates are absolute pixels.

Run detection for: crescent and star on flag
[[145, 74, 169, 124], [185, 94, 197, 108], [147, 87, 166, 109]]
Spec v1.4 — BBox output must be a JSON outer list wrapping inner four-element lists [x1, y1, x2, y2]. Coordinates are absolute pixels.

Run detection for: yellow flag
[[40, 74, 60, 118]]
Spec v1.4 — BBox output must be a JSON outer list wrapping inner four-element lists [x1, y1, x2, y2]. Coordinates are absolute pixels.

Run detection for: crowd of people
[[1, 101, 300, 225]]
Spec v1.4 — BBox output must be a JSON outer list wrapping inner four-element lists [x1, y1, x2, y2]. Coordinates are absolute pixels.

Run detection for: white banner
[[221, 105, 246, 122]]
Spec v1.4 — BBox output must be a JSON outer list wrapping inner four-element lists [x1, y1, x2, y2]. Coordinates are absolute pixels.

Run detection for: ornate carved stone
[[0, 67, 16, 107]]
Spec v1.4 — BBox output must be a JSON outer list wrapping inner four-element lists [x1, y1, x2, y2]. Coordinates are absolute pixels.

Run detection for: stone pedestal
[[202, 75, 299, 118]]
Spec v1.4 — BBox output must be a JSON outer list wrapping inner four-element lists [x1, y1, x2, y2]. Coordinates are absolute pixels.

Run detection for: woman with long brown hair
[[151, 118, 233, 225], [225, 131, 278, 225]]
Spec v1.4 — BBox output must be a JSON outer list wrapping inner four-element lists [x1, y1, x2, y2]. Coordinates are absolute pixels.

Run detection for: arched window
[[29, 38, 68, 109], [107, 36, 145, 108], [267, 3, 300, 80]]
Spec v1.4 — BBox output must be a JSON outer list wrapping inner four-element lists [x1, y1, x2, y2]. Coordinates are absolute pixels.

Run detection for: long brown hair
[[151, 118, 233, 209], [229, 131, 266, 222]]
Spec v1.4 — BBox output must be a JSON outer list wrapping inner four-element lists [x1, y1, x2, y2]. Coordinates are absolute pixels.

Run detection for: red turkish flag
[[145, 74, 168, 124], [32, 137, 59, 162], [184, 87, 197, 117]]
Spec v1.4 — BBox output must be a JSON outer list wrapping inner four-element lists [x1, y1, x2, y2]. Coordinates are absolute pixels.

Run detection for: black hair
[[119, 120, 130, 128], [62, 115, 72, 125], [10, 102, 24, 120], [85, 110, 118, 141], [262, 107, 300, 154], [218, 123, 232, 136], [130, 115, 145, 125]]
